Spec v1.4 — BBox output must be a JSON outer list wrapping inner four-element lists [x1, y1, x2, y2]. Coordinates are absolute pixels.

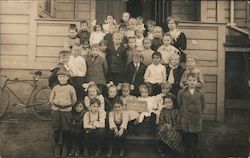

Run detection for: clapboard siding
[[171, 1, 198, 21]]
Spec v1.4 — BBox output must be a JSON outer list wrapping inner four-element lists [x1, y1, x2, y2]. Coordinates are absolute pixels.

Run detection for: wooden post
[[28, 1, 38, 65], [200, 0, 207, 21], [216, 24, 226, 122], [90, 0, 96, 24], [216, 1, 224, 22]]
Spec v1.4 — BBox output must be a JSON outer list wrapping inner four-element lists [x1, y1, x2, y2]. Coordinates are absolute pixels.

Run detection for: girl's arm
[[109, 111, 117, 129]]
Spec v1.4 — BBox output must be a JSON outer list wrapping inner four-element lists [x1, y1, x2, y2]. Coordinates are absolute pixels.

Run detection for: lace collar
[[169, 29, 181, 42]]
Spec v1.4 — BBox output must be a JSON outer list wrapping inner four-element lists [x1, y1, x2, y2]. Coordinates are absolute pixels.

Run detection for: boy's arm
[[94, 110, 106, 128], [144, 66, 151, 83], [109, 112, 117, 129], [103, 58, 108, 75], [120, 111, 129, 129], [49, 87, 56, 105], [83, 112, 94, 129], [70, 86, 77, 105]]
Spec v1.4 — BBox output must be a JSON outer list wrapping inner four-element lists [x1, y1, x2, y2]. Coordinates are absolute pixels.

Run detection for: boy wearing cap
[[49, 69, 77, 158]]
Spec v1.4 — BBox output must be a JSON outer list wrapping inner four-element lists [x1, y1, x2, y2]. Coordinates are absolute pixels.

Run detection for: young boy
[[177, 73, 205, 158], [144, 52, 166, 95], [68, 43, 87, 101], [49, 69, 77, 158], [64, 24, 80, 51], [180, 55, 205, 89], [145, 20, 156, 39], [127, 37, 137, 64], [106, 32, 127, 84], [83, 98, 106, 157], [151, 26, 163, 52], [48, 50, 70, 89], [141, 38, 153, 66], [118, 23, 128, 46], [120, 12, 130, 25], [104, 23, 118, 47], [166, 54, 185, 97], [77, 20, 90, 44], [99, 40, 108, 58], [107, 99, 129, 157], [125, 52, 147, 96], [158, 32, 179, 64]]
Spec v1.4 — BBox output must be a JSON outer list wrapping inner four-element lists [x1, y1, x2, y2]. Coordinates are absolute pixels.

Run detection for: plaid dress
[[157, 108, 184, 152]]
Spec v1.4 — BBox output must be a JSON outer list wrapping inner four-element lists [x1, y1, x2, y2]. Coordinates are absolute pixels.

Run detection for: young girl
[[89, 21, 105, 46], [106, 32, 127, 84], [136, 16, 145, 31], [85, 44, 108, 92], [157, 33, 179, 64], [145, 20, 156, 40], [127, 37, 137, 64], [64, 24, 80, 51], [69, 102, 84, 157], [137, 84, 161, 128], [141, 38, 153, 66], [177, 73, 206, 158], [49, 69, 77, 158], [103, 15, 116, 34], [81, 40, 90, 59], [83, 98, 106, 157], [104, 83, 119, 112], [180, 55, 205, 89], [83, 82, 105, 111], [107, 99, 129, 157], [68, 43, 87, 101], [99, 40, 108, 58], [127, 18, 137, 38], [157, 94, 184, 157], [135, 28, 144, 52]]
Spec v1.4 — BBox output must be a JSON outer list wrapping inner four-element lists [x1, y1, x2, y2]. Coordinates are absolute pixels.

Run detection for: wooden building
[[0, 0, 250, 122]]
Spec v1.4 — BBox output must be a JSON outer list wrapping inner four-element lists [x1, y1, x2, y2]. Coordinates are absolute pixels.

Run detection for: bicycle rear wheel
[[0, 88, 9, 119], [31, 87, 52, 121]]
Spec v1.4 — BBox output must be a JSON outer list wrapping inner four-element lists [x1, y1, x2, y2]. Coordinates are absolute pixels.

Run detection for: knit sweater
[[144, 63, 166, 84]]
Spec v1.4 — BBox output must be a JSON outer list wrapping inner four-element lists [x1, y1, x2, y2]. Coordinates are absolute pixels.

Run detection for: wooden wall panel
[[171, 0, 198, 21], [0, 1, 30, 14]]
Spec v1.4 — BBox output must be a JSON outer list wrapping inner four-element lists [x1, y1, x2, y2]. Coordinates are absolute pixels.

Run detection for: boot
[[83, 146, 89, 157], [119, 145, 125, 157], [54, 144, 61, 158], [95, 145, 102, 157], [74, 146, 80, 157], [68, 145, 75, 156], [61, 145, 68, 158], [106, 146, 113, 158]]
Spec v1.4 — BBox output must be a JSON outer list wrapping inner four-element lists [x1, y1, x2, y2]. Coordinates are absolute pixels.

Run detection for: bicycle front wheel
[[0, 88, 10, 119], [31, 87, 52, 121]]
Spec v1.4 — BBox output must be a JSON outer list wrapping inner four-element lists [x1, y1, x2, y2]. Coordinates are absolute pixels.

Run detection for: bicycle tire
[[0, 88, 10, 119], [31, 87, 52, 121]]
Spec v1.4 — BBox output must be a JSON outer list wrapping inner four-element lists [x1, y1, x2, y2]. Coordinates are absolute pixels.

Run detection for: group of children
[[49, 12, 205, 158]]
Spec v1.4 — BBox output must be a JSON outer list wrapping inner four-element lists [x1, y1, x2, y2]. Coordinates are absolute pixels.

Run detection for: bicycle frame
[[1, 77, 40, 108]]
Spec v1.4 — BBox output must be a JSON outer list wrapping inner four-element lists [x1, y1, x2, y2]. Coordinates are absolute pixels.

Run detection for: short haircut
[[167, 16, 179, 27], [90, 98, 101, 106], [163, 93, 177, 108], [146, 20, 156, 26], [142, 37, 152, 44], [80, 20, 88, 25], [186, 54, 198, 63], [153, 26, 163, 32], [93, 21, 103, 31], [99, 40, 108, 46], [170, 53, 180, 60], [112, 32, 123, 39], [69, 24, 78, 32], [132, 51, 143, 59], [59, 50, 70, 57], [187, 72, 198, 80], [163, 32, 172, 38], [119, 23, 127, 30], [152, 51, 162, 58], [139, 84, 149, 91], [90, 43, 100, 50], [113, 99, 123, 106]]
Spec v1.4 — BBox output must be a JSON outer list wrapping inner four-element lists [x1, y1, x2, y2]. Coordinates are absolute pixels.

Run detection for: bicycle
[[0, 71, 52, 121]]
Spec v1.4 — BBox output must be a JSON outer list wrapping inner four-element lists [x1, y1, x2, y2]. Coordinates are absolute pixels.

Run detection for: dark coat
[[85, 55, 108, 85], [171, 32, 187, 62], [177, 87, 205, 133], [77, 30, 90, 44], [151, 38, 163, 52], [165, 64, 185, 96], [124, 62, 147, 96]]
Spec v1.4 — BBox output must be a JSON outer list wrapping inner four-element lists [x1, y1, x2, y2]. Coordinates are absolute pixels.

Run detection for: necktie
[[168, 66, 175, 84]]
